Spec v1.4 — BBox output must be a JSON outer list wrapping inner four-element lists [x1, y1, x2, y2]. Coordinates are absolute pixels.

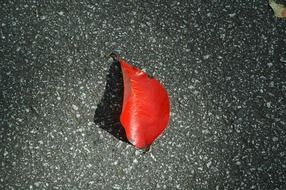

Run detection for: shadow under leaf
[[94, 60, 129, 144]]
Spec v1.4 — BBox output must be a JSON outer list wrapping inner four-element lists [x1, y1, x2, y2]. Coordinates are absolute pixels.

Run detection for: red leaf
[[114, 56, 170, 149]]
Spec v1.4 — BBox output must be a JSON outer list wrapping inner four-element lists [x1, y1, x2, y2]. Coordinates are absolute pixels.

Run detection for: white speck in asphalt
[[193, 90, 199, 95], [89, 181, 95, 185], [150, 153, 156, 162], [133, 158, 138, 164], [203, 54, 210, 60], [34, 182, 40, 187], [229, 13, 236, 17], [113, 160, 118, 165], [206, 161, 212, 168], [67, 57, 72, 63], [16, 118, 23, 122], [112, 184, 121, 190], [80, 93, 86, 99], [280, 57, 286, 63], [202, 129, 209, 134], [83, 146, 90, 153], [72, 104, 78, 110], [266, 102, 271, 108], [267, 62, 273, 67], [38, 140, 43, 145], [135, 150, 141, 156], [40, 15, 47, 20], [58, 11, 64, 16], [272, 137, 278, 142], [4, 150, 8, 156], [76, 113, 81, 118]]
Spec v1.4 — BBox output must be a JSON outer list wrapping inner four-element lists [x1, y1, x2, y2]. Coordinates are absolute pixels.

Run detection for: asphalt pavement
[[1, 0, 286, 189]]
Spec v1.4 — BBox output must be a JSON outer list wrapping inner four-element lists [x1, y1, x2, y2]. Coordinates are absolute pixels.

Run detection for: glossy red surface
[[119, 59, 170, 149]]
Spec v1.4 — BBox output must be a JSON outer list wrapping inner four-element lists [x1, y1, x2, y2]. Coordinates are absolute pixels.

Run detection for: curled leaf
[[269, 0, 286, 18], [108, 53, 170, 149]]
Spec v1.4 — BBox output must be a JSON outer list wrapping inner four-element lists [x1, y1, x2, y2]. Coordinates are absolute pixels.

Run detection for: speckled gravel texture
[[1, 0, 286, 190]]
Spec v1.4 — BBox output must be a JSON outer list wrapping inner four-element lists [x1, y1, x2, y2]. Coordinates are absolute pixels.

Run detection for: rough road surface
[[1, 1, 286, 189]]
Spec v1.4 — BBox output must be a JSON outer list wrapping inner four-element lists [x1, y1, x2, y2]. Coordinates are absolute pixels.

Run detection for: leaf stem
[[105, 52, 120, 61]]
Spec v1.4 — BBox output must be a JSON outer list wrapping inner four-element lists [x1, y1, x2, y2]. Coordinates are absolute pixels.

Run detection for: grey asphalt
[[1, 0, 286, 189]]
